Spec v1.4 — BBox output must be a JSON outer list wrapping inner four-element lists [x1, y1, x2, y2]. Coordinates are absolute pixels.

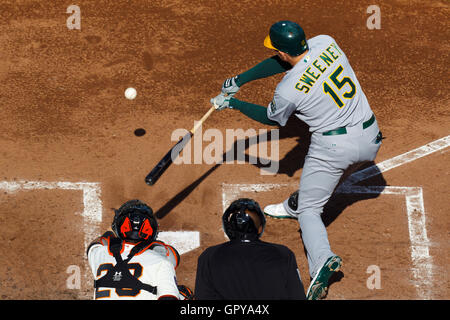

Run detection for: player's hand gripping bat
[[145, 105, 216, 186]]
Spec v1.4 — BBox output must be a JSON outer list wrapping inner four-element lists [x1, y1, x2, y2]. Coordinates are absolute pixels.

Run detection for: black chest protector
[[94, 238, 157, 295]]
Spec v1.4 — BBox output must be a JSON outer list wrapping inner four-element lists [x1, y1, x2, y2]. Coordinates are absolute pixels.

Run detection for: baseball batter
[[211, 20, 382, 300]]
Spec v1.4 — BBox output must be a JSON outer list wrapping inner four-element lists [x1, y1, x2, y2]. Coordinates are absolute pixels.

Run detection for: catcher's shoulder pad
[[99, 231, 124, 256], [148, 241, 180, 269], [87, 231, 118, 257], [99, 231, 116, 246]]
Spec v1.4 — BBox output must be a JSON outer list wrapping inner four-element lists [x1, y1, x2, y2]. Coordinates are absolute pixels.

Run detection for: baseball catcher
[[211, 21, 382, 299], [87, 199, 193, 300]]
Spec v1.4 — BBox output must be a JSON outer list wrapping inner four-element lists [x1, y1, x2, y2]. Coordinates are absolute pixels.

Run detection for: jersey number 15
[[323, 65, 356, 109]]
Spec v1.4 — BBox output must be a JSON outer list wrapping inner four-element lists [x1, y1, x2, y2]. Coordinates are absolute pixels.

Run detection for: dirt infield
[[0, 0, 448, 300]]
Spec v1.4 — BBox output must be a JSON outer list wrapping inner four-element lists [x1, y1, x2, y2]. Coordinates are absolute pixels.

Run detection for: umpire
[[194, 198, 306, 300]]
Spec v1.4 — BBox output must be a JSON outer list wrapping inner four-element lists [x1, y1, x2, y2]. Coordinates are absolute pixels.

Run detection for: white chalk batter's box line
[[0, 180, 200, 299], [0, 135, 447, 299], [222, 134, 449, 300], [0, 181, 200, 254]]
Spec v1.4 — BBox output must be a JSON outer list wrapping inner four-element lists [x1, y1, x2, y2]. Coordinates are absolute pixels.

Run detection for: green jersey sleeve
[[236, 55, 292, 87]]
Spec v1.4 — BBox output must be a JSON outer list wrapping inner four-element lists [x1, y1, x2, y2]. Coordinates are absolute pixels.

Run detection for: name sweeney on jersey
[[295, 42, 343, 94]]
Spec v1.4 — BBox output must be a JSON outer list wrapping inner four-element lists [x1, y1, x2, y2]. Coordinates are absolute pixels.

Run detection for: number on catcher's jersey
[[95, 263, 143, 299], [322, 65, 356, 109]]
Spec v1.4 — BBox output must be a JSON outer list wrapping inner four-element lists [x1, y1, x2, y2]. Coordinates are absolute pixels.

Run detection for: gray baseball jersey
[[264, 34, 382, 280], [267, 35, 373, 132]]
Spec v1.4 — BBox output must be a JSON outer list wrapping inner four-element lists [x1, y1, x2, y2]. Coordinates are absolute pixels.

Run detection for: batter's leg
[[285, 153, 345, 278]]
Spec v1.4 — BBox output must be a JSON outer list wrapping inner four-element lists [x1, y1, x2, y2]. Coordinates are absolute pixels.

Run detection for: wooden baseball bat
[[145, 105, 216, 186]]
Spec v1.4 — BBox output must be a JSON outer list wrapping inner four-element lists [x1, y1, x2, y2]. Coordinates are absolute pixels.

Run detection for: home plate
[[158, 231, 200, 255]]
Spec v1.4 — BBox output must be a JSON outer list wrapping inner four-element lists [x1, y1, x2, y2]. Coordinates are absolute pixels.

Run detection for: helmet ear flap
[[139, 218, 154, 240], [120, 216, 132, 238]]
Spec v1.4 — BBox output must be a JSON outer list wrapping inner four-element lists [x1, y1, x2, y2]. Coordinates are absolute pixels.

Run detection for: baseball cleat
[[306, 255, 342, 300], [263, 203, 298, 219]]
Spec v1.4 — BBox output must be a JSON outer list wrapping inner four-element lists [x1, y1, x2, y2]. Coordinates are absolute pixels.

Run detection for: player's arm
[[212, 91, 295, 127], [155, 259, 181, 300], [229, 98, 278, 126], [235, 55, 292, 86], [148, 242, 193, 299], [149, 241, 180, 269], [222, 55, 292, 96], [86, 231, 117, 280]]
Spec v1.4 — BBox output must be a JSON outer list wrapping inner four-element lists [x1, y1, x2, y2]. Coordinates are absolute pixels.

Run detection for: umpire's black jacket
[[194, 239, 306, 300]]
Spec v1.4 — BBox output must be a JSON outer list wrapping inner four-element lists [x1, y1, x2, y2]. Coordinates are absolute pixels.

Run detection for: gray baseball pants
[[284, 117, 382, 278]]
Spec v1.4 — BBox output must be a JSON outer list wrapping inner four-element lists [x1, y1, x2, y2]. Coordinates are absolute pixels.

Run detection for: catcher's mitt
[[178, 285, 194, 300]]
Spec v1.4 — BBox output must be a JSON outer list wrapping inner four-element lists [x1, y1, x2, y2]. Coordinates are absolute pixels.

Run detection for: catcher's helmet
[[264, 20, 308, 56], [222, 198, 266, 241], [112, 200, 158, 243]]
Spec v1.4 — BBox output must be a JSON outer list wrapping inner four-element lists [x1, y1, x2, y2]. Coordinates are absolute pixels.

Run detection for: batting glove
[[211, 93, 232, 110], [221, 76, 240, 96]]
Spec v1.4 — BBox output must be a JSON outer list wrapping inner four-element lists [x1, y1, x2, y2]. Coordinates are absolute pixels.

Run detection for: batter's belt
[[322, 114, 376, 136]]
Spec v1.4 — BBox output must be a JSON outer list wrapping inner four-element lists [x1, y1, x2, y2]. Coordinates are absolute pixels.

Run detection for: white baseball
[[125, 87, 137, 100]]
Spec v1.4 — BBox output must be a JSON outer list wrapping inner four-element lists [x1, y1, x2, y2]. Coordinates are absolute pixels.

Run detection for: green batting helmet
[[264, 20, 308, 56]]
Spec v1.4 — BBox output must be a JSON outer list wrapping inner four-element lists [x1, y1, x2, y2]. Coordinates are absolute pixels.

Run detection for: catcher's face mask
[[119, 212, 155, 242], [112, 200, 158, 243]]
